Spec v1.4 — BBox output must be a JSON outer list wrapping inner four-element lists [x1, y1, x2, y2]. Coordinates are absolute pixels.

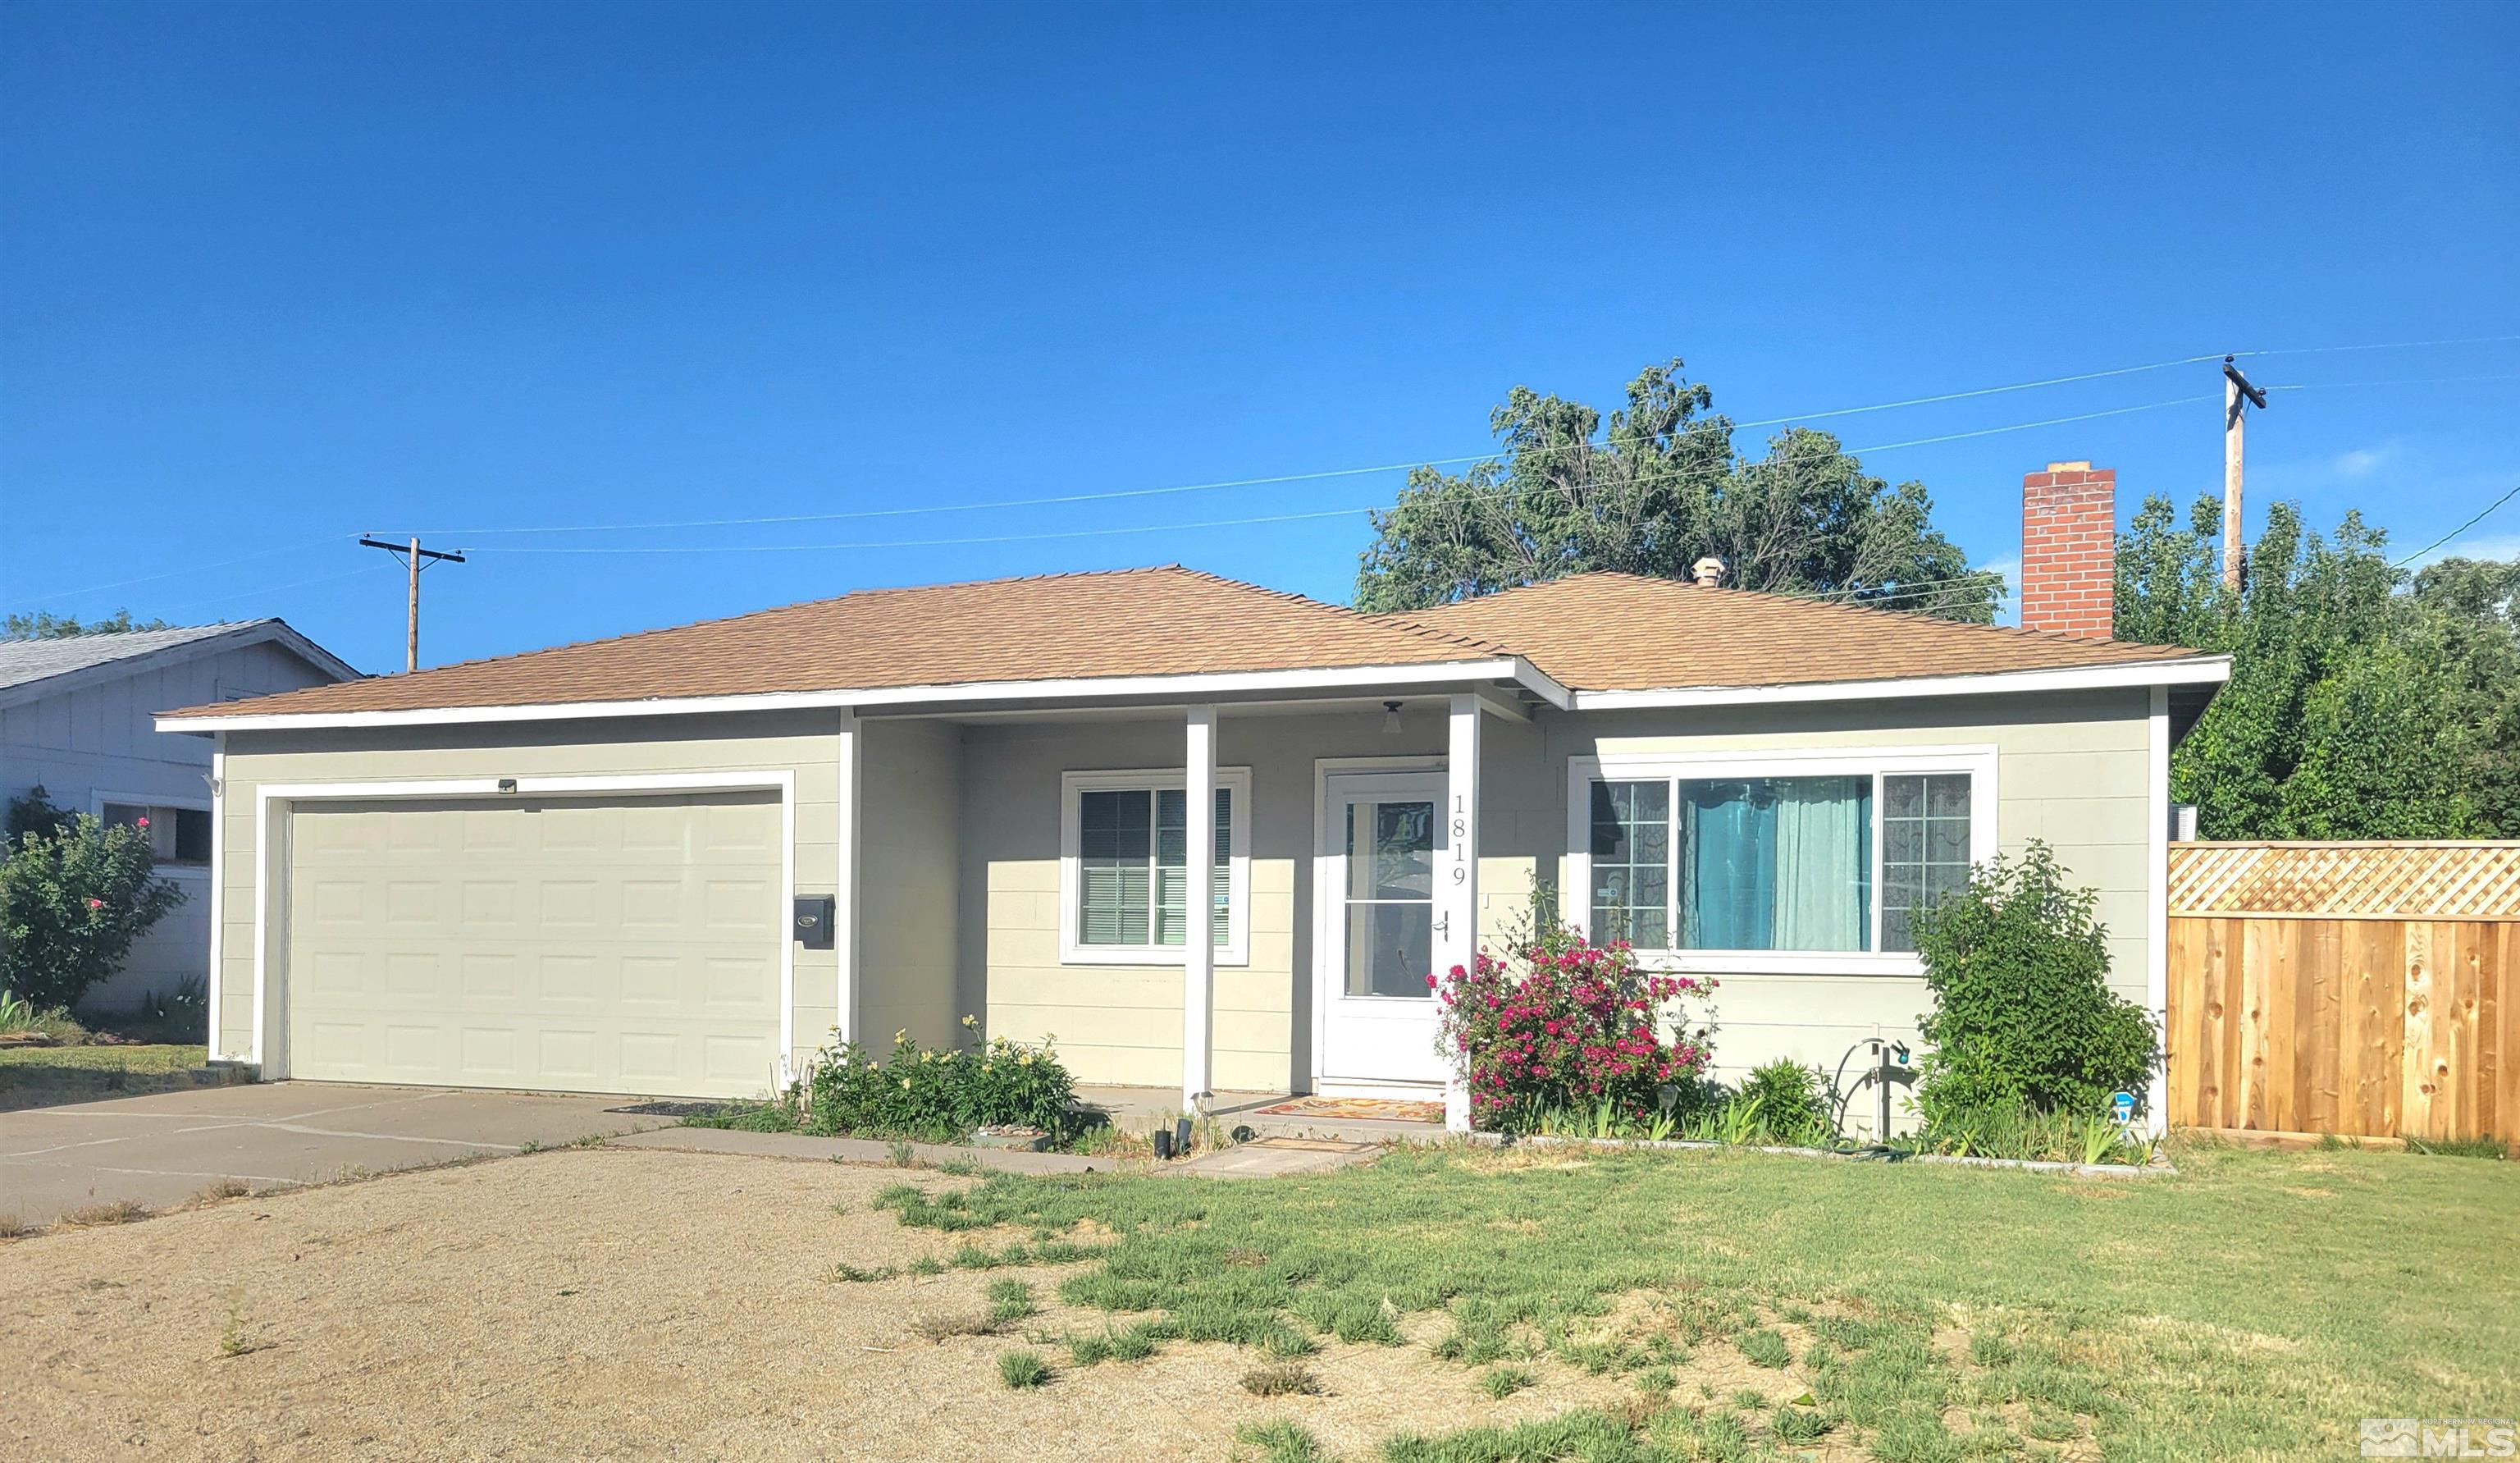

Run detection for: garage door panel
[[285, 791, 782, 1099]]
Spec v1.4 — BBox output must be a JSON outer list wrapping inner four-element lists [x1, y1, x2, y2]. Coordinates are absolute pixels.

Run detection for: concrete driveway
[[0, 1082, 679, 1227]]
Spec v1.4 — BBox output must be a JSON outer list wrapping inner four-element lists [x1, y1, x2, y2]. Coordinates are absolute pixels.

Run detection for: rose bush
[[2, 789, 185, 1013], [1434, 921, 1717, 1132]]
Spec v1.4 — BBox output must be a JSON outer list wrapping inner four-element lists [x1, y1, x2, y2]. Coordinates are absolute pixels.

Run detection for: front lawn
[[0, 1044, 215, 1109], [874, 1137, 2517, 1461], [0, 1044, 207, 1075]]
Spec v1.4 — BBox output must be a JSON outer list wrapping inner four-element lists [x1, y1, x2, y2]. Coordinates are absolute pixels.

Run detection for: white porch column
[[835, 709, 863, 1046], [2143, 685, 2170, 1136], [1439, 693, 1481, 1132], [1183, 705, 1217, 1109]]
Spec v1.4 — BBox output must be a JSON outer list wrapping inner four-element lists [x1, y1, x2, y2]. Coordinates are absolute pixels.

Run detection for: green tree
[[2, 789, 186, 1012], [2114, 496, 2504, 838], [1, 609, 170, 640], [1354, 360, 1997, 619]]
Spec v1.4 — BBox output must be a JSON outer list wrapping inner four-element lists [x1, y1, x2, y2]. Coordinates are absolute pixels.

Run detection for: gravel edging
[[1477, 1131, 2176, 1179]]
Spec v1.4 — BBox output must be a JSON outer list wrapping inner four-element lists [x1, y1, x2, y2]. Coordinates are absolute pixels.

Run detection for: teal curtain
[[1680, 777, 1871, 952], [1682, 782, 1775, 949], [1773, 778, 1870, 951]]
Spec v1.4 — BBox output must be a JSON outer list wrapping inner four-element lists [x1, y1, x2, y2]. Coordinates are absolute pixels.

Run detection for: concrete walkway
[[0, 1081, 674, 1226]]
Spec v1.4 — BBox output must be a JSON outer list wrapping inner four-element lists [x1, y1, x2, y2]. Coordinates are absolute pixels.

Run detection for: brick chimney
[[2020, 461, 2115, 639]]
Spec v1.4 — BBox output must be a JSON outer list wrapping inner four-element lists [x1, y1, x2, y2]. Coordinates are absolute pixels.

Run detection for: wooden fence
[[2164, 843, 2519, 1144]]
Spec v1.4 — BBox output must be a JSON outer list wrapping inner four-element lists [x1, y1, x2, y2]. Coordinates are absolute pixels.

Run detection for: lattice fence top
[[2168, 841, 2520, 919]]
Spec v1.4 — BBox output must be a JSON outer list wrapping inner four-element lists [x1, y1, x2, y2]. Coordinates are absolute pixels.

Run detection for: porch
[[831, 684, 1551, 1133]]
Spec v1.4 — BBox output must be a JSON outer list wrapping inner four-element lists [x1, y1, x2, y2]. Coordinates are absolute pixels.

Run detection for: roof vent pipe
[[1691, 556, 1726, 588]]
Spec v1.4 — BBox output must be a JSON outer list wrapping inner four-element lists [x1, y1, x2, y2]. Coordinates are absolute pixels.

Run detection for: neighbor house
[[157, 464, 2225, 1132], [2, 619, 358, 1012]]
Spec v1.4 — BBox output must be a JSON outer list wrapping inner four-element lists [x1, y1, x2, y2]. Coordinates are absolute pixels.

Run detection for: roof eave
[[1566, 655, 2233, 711], [157, 656, 1554, 734], [0, 621, 359, 715]]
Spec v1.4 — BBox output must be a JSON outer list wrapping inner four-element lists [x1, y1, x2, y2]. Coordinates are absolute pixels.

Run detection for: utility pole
[[358, 536, 467, 672], [2221, 356, 2269, 591]]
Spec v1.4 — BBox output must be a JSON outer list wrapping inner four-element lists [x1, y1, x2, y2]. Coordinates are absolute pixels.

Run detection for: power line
[[12, 539, 339, 605], [152, 564, 392, 616], [381, 335, 2520, 542], [462, 395, 2220, 559], [389, 365, 2258, 540], [2393, 483, 2520, 568]]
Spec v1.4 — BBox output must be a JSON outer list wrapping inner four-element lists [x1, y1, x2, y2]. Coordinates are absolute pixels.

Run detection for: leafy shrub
[[1910, 841, 2158, 1124], [1737, 1059, 1838, 1145], [797, 1024, 1076, 1141], [1435, 913, 1717, 1132], [2, 789, 185, 1012]]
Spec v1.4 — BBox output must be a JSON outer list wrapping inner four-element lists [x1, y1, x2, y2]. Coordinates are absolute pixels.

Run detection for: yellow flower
[[899, 1078, 911, 1090], [1018, 1054, 1034, 1067], [894, 1029, 908, 1044], [961, 1013, 978, 1028]]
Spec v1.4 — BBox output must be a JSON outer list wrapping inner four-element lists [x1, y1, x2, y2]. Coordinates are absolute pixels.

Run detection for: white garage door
[[284, 790, 784, 1099]]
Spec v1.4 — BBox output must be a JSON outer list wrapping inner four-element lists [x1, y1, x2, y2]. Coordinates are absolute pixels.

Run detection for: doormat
[[1253, 1096, 1444, 1124]]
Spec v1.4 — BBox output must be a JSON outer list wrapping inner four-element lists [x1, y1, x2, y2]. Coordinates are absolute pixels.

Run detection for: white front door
[[1317, 770, 1449, 1089]]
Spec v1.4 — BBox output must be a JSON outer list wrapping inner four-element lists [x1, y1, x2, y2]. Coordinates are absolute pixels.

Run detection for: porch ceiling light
[[1381, 700, 1404, 736]]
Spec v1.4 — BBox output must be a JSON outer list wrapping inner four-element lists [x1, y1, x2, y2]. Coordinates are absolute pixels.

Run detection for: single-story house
[[157, 464, 2226, 1132], [2, 619, 358, 1011]]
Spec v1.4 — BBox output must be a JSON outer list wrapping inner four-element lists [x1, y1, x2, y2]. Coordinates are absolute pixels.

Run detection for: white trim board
[[158, 657, 1560, 733], [243, 770, 797, 1082], [1564, 743, 1999, 978], [1569, 657, 2230, 711]]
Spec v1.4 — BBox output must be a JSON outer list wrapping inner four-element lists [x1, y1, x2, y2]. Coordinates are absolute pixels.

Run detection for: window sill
[[1630, 950, 1928, 979], [1060, 944, 1251, 968]]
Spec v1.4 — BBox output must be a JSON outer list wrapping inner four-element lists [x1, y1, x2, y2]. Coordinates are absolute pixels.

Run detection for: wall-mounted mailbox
[[792, 894, 835, 949]]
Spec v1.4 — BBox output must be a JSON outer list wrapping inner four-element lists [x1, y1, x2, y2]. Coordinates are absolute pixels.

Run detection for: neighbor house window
[[1574, 755, 1988, 960], [101, 802, 212, 867], [1061, 769, 1250, 964]]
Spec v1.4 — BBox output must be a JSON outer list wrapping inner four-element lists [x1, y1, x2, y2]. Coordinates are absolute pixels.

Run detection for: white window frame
[[1564, 744, 1997, 976], [91, 789, 215, 877], [1059, 766, 1253, 967]]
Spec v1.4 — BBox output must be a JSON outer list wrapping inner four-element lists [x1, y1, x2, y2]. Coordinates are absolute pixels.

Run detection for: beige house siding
[[210, 711, 844, 1073], [1516, 691, 2157, 1103], [956, 690, 2152, 1105], [956, 708, 1449, 1093], [201, 685, 2159, 1120], [856, 718, 961, 1054]]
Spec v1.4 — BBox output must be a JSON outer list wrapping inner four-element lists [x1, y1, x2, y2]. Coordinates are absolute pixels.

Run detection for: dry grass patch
[[57, 1199, 149, 1228], [1241, 1362, 1324, 1397]]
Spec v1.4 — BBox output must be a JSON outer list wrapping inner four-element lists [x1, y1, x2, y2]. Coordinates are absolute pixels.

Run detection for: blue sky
[[4, 2, 2515, 675]]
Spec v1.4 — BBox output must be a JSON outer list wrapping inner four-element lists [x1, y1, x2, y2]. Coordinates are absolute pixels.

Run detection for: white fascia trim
[[155, 657, 1545, 734], [246, 770, 797, 1080], [1568, 656, 2232, 711]]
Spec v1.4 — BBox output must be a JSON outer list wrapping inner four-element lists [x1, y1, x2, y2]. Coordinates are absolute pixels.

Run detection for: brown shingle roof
[[167, 567, 1506, 718], [170, 565, 2212, 721], [1372, 571, 2198, 692]]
